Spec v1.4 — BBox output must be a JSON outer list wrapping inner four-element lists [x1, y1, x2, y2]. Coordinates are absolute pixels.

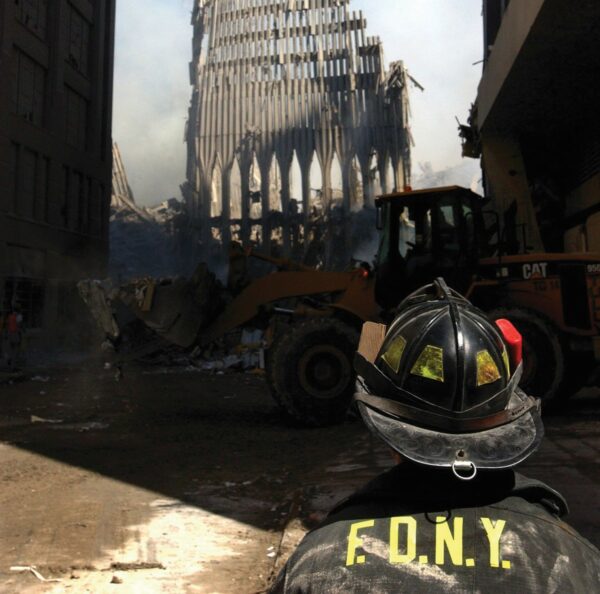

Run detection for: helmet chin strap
[[452, 460, 478, 481]]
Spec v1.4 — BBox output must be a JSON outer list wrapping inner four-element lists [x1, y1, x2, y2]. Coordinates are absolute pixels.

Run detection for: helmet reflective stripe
[[476, 350, 502, 387], [382, 336, 407, 374], [410, 345, 444, 383], [502, 348, 511, 376]]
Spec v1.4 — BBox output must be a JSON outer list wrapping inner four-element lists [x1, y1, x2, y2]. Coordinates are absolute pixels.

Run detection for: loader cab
[[375, 186, 488, 308]]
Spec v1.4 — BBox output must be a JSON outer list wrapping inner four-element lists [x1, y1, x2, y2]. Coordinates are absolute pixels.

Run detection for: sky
[[113, 0, 483, 206]]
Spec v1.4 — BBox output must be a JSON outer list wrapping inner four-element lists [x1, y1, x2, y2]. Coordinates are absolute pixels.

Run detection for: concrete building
[[183, 0, 412, 263], [466, 0, 600, 254], [0, 0, 116, 343]]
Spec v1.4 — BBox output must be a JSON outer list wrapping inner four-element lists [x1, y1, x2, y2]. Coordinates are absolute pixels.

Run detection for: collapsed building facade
[[182, 0, 412, 267]]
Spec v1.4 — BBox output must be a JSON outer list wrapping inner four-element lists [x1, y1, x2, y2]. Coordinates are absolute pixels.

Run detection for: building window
[[63, 167, 91, 232], [13, 48, 46, 126], [61, 165, 70, 227], [15, 0, 47, 39], [67, 4, 91, 76], [2, 277, 45, 330], [35, 155, 49, 222], [99, 183, 108, 236], [89, 179, 100, 237], [65, 86, 88, 149], [10, 143, 19, 213], [11, 143, 49, 221], [20, 148, 36, 218], [79, 176, 92, 233], [68, 169, 82, 230]]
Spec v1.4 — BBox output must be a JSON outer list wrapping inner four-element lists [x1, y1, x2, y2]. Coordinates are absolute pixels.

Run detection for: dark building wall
[[483, 0, 511, 58], [474, 0, 600, 254], [0, 0, 115, 343]]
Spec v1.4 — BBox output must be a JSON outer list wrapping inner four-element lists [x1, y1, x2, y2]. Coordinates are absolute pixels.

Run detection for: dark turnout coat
[[270, 464, 600, 593]]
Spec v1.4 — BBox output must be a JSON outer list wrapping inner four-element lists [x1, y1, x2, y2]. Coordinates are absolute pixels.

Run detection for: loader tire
[[488, 307, 565, 404], [269, 318, 359, 427]]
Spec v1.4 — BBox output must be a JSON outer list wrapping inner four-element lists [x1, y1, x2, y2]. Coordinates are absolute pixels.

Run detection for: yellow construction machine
[[80, 187, 600, 427]]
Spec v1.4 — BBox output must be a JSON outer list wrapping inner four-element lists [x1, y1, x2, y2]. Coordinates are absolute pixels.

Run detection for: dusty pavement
[[0, 363, 599, 593]]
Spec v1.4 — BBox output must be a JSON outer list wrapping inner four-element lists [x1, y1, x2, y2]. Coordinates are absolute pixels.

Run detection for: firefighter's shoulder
[[269, 478, 600, 593]]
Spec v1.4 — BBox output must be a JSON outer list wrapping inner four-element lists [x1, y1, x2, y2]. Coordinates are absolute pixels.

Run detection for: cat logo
[[523, 263, 548, 280]]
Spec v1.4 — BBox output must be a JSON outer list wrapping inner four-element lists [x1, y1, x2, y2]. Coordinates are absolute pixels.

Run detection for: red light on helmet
[[495, 319, 523, 371]]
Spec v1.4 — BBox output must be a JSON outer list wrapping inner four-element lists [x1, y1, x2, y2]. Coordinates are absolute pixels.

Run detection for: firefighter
[[270, 279, 600, 593]]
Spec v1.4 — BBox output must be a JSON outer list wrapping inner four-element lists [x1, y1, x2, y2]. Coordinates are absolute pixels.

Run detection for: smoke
[[414, 161, 483, 194], [352, 0, 483, 176], [351, 208, 380, 266], [353, 233, 380, 267], [113, 0, 192, 207]]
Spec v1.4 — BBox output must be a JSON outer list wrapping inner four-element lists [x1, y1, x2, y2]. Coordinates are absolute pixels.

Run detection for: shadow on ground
[[0, 361, 598, 575], [0, 363, 383, 531]]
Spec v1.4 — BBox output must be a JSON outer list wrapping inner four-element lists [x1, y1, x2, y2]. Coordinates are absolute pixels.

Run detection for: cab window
[[434, 201, 460, 254], [398, 207, 416, 257]]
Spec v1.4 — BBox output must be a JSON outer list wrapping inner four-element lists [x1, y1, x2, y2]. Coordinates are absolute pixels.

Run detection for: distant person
[[6, 307, 23, 371], [270, 279, 600, 593]]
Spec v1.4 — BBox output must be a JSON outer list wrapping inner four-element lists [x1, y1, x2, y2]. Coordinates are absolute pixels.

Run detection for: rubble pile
[[109, 203, 168, 279], [79, 263, 224, 351], [201, 204, 380, 274], [77, 264, 268, 374], [188, 329, 265, 373], [109, 194, 188, 281], [110, 143, 186, 280]]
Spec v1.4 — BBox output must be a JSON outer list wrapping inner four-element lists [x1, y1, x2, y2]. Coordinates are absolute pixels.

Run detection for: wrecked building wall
[[182, 0, 412, 268], [112, 143, 138, 212]]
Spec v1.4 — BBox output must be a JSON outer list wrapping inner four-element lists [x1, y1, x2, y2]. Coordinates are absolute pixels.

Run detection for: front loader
[[375, 186, 600, 406], [271, 186, 600, 426], [80, 187, 600, 427]]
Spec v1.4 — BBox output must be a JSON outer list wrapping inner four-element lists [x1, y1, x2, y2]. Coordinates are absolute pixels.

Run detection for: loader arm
[[200, 270, 369, 345]]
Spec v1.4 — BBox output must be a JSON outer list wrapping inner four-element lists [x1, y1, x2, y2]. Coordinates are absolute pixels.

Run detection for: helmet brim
[[357, 388, 544, 470]]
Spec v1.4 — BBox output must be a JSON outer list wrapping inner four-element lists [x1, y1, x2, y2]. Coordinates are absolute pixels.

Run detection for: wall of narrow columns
[[183, 0, 412, 265]]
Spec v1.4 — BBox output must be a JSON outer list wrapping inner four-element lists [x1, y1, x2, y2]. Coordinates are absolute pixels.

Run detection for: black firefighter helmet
[[354, 279, 543, 480]]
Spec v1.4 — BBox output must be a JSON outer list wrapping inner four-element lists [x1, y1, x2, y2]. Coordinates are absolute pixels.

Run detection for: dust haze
[[113, 0, 483, 207]]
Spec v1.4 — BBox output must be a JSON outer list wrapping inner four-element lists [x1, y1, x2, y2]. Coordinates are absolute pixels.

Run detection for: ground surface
[[0, 363, 599, 593]]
